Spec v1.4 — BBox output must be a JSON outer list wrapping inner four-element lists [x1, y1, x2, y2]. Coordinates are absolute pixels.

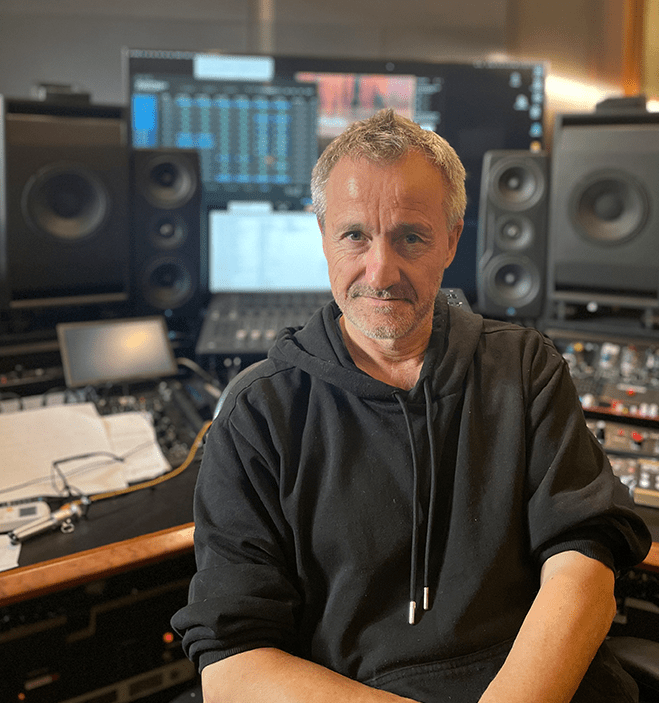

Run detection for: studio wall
[[0, 0, 507, 106]]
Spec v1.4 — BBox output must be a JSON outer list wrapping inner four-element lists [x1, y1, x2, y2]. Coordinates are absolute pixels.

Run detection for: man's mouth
[[349, 285, 413, 302]]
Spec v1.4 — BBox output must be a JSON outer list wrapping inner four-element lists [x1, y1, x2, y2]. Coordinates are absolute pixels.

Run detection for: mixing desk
[[196, 291, 333, 355]]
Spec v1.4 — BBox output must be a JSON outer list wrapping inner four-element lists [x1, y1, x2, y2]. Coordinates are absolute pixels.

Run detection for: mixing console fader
[[196, 291, 333, 355]]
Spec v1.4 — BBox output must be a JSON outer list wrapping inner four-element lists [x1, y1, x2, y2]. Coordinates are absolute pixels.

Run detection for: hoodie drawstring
[[395, 391, 422, 625], [423, 379, 438, 613], [395, 378, 438, 625]]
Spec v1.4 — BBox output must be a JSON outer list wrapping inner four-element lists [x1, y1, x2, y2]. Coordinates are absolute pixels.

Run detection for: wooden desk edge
[[1, 525, 658, 608], [0, 522, 195, 607]]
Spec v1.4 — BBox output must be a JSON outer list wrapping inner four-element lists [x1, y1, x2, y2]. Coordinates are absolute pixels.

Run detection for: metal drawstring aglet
[[423, 587, 430, 611], [408, 600, 417, 625]]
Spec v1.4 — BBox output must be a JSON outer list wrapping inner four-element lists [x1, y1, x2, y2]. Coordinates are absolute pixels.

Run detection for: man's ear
[[444, 219, 463, 268]]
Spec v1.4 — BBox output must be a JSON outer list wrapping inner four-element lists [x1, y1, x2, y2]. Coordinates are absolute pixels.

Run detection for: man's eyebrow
[[335, 221, 370, 233], [395, 222, 433, 235], [332, 221, 433, 236]]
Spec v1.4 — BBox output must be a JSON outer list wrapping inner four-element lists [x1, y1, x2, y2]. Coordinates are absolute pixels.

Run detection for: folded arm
[[201, 647, 419, 703], [479, 549, 617, 703], [200, 551, 615, 703]]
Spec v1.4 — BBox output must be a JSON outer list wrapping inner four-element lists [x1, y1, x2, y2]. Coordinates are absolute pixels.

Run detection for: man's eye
[[404, 233, 422, 244], [345, 231, 364, 241]]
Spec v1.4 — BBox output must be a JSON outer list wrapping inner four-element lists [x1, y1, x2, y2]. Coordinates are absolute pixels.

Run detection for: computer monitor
[[207, 205, 328, 292], [124, 50, 545, 299]]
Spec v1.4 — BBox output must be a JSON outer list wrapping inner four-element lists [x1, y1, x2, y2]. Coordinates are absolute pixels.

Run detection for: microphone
[[8, 499, 88, 544]]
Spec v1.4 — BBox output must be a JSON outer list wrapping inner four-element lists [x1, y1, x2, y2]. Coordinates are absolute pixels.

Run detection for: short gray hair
[[311, 108, 467, 231]]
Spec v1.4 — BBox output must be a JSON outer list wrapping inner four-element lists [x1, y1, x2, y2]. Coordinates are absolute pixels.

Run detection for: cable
[[176, 357, 222, 399], [51, 451, 125, 499], [86, 419, 211, 505], [8, 420, 212, 544], [177, 357, 214, 383], [7, 420, 212, 544]]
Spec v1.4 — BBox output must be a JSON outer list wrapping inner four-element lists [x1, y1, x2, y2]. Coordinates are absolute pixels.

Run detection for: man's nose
[[364, 239, 401, 290]]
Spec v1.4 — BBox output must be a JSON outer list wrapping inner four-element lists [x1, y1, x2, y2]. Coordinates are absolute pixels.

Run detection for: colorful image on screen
[[296, 73, 416, 139]]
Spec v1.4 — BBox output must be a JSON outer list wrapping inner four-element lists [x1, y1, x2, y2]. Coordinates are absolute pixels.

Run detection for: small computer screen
[[125, 50, 545, 299], [57, 316, 178, 388], [208, 204, 328, 292]]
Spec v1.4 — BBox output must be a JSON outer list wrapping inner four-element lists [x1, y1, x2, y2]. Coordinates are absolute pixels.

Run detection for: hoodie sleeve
[[523, 333, 651, 574], [171, 383, 303, 671]]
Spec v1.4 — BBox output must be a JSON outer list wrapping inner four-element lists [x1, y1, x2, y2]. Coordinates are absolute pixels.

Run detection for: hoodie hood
[[269, 292, 484, 623]]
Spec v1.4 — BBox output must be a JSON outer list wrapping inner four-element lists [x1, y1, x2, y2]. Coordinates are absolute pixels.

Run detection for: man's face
[[321, 152, 462, 343]]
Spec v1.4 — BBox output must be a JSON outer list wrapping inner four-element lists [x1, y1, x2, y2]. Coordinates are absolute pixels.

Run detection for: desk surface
[[1, 463, 659, 609], [0, 450, 200, 608], [0, 522, 195, 607]]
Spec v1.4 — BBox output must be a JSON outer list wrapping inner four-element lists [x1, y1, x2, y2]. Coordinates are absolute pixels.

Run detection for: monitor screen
[[126, 52, 318, 207], [57, 316, 178, 388], [125, 50, 545, 299], [208, 204, 328, 292]]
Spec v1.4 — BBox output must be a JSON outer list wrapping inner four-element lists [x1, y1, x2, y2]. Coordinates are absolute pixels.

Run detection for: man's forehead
[[345, 173, 361, 198], [327, 153, 443, 200], [325, 157, 368, 199]]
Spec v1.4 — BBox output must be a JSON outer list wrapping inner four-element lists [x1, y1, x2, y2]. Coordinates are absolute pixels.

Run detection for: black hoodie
[[172, 294, 651, 702]]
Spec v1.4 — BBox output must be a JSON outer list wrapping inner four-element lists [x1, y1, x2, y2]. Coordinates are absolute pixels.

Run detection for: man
[[172, 109, 651, 702]]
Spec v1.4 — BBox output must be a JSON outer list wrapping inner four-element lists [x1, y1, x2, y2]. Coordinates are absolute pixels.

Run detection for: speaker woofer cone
[[142, 257, 193, 309], [139, 153, 198, 210], [483, 255, 541, 309], [489, 157, 545, 211], [22, 164, 109, 241], [571, 171, 649, 245]]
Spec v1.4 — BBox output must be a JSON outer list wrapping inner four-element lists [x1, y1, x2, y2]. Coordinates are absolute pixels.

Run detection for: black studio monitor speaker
[[0, 98, 129, 308], [130, 149, 204, 317], [548, 112, 659, 306], [476, 150, 549, 319]]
